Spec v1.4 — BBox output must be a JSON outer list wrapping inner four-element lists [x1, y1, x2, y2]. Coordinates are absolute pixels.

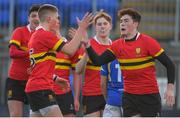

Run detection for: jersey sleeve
[[77, 47, 85, 60], [107, 39, 120, 57], [42, 32, 66, 52], [70, 48, 81, 70], [9, 28, 22, 49], [146, 37, 164, 57], [101, 64, 108, 77]]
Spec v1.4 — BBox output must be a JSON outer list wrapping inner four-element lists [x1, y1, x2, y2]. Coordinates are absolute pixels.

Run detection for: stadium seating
[[96, 0, 119, 28], [18, 10, 28, 25], [0, 10, 9, 26], [69, 0, 92, 27], [16, 0, 69, 26], [0, 0, 10, 26], [0, 0, 9, 9]]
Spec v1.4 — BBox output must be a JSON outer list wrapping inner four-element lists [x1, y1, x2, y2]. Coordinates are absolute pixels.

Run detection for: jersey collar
[[27, 24, 32, 32], [35, 25, 46, 31], [94, 35, 112, 45]]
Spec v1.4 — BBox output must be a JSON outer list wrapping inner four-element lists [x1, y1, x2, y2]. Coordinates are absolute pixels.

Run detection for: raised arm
[[61, 13, 93, 56]]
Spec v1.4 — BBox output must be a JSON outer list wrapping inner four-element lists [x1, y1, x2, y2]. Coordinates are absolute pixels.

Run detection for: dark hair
[[28, 4, 41, 16], [93, 10, 112, 25], [38, 4, 58, 22], [118, 8, 141, 23]]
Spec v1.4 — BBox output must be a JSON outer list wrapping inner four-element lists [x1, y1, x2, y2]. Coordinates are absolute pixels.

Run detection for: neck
[[125, 30, 138, 40], [96, 35, 110, 45], [29, 25, 34, 31], [40, 23, 49, 31]]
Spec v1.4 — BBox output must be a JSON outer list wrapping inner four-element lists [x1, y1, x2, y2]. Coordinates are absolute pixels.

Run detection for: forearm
[[75, 54, 88, 74], [101, 76, 107, 100], [156, 52, 175, 84], [86, 46, 116, 66], [9, 45, 29, 59], [101, 85, 107, 100], [73, 73, 81, 100]]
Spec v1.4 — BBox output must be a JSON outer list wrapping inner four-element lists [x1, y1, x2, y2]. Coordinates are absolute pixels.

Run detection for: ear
[[134, 21, 139, 28], [109, 23, 112, 30], [28, 16, 30, 23]]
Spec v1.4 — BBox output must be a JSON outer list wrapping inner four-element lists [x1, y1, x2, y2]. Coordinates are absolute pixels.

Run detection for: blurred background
[[0, 0, 180, 116]]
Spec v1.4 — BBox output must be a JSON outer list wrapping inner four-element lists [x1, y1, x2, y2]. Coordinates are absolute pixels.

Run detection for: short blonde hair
[[38, 4, 58, 22], [93, 11, 112, 25]]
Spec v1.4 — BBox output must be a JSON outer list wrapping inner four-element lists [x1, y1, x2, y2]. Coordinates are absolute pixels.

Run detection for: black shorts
[[55, 91, 75, 115], [26, 89, 57, 112], [82, 95, 106, 115], [6, 78, 28, 104], [122, 92, 162, 117]]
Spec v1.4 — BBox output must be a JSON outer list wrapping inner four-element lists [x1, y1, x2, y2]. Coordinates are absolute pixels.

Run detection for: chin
[[120, 32, 127, 35], [120, 34, 127, 38]]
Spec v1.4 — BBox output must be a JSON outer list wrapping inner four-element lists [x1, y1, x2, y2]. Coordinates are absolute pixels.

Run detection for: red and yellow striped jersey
[[53, 50, 79, 95], [108, 33, 164, 94], [79, 38, 111, 96], [25, 28, 65, 93], [8, 26, 32, 81]]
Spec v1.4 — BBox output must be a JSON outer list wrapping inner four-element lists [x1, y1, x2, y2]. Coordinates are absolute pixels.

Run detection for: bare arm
[[61, 13, 93, 56], [75, 53, 88, 74], [73, 71, 82, 112], [100, 75, 107, 100]]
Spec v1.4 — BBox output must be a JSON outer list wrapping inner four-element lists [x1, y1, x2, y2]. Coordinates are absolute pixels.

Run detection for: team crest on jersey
[[7, 90, 12, 98], [135, 47, 141, 55]]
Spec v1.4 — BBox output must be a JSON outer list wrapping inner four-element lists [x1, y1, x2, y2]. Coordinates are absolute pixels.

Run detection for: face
[[95, 17, 112, 38], [28, 11, 39, 30], [119, 15, 138, 36], [48, 12, 60, 32]]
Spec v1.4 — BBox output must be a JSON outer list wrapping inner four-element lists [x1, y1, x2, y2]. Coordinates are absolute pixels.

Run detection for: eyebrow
[[120, 18, 129, 21]]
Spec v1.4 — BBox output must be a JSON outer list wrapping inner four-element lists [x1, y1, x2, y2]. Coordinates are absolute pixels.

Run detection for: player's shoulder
[[140, 33, 156, 41], [89, 37, 96, 44], [35, 29, 56, 39], [112, 37, 123, 45], [13, 26, 27, 33]]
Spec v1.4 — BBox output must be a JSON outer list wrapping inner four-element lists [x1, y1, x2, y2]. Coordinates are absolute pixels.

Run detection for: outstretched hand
[[76, 12, 94, 30], [68, 28, 77, 39]]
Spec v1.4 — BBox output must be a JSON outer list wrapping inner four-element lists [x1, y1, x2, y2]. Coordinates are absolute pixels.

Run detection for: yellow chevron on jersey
[[9, 39, 20, 46], [30, 51, 56, 64], [52, 39, 64, 51], [56, 58, 71, 63], [55, 65, 70, 70], [118, 56, 155, 70], [118, 56, 153, 63], [154, 48, 164, 57], [20, 46, 28, 51], [120, 62, 155, 70], [86, 65, 101, 70]]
